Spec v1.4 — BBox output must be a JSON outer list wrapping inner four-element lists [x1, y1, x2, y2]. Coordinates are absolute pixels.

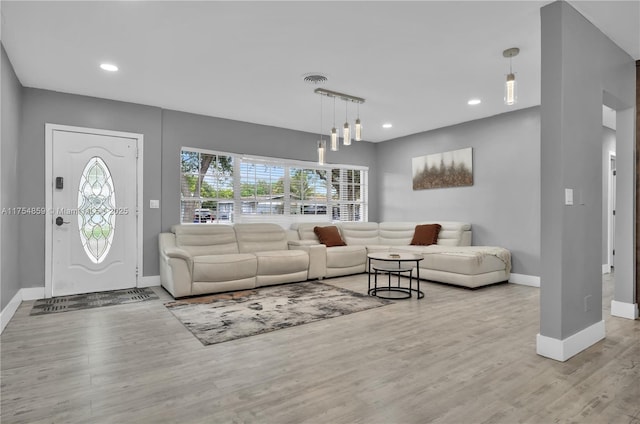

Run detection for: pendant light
[[343, 101, 351, 146], [503, 47, 519, 106], [331, 97, 339, 151], [317, 140, 326, 165], [313, 88, 364, 150], [317, 95, 326, 165], [354, 103, 362, 141]]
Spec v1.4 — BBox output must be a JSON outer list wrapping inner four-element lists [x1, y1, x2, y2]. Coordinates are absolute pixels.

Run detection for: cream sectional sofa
[[159, 220, 511, 298], [159, 223, 311, 298], [289, 221, 510, 288]]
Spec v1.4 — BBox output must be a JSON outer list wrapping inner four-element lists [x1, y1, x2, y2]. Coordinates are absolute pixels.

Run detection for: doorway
[[608, 153, 616, 271], [44, 124, 143, 297]]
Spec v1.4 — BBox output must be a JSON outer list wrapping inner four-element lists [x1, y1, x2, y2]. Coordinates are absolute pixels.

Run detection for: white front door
[[46, 125, 140, 296]]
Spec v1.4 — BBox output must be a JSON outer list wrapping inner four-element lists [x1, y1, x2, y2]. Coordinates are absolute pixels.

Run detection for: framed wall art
[[412, 147, 473, 190]]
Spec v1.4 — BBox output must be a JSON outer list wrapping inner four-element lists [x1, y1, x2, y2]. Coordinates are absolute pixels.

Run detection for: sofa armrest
[[159, 233, 193, 298], [288, 242, 327, 280], [164, 247, 193, 264]]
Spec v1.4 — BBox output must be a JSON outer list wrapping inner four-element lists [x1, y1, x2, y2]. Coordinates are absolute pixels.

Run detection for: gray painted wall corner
[[1, 44, 23, 310]]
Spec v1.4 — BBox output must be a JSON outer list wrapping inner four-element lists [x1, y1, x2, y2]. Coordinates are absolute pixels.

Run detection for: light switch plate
[[565, 189, 574, 206], [150, 199, 160, 209]]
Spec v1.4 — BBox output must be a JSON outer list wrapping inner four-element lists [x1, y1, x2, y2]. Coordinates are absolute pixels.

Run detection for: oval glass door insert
[[77, 157, 116, 264]]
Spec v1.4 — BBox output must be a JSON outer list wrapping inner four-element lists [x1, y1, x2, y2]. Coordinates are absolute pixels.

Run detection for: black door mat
[[30, 287, 158, 315]]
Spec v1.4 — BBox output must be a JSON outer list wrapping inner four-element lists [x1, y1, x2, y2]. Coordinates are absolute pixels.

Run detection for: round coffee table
[[367, 252, 424, 299]]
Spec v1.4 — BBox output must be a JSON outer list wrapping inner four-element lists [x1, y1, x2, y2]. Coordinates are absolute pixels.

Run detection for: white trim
[[138, 275, 161, 288], [1, 290, 22, 334], [45, 124, 144, 297], [607, 152, 616, 269], [21, 287, 45, 301], [536, 320, 605, 362], [509, 273, 540, 287], [611, 300, 639, 320], [602, 264, 611, 274]]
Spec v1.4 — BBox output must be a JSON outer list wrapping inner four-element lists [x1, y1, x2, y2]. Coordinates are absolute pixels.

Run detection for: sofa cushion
[[314, 226, 346, 247], [192, 253, 257, 282], [234, 223, 289, 253], [411, 224, 441, 246], [339, 222, 380, 245], [378, 222, 417, 245], [172, 224, 239, 256], [326, 245, 367, 268], [254, 250, 309, 276]]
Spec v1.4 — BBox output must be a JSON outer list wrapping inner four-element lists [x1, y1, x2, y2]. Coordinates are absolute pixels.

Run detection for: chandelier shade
[[503, 47, 519, 106]]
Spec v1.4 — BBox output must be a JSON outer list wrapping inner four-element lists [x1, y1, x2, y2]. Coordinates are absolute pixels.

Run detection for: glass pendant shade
[[317, 140, 326, 165], [330, 128, 338, 151], [355, 118, 362, 141], [343, 123, 351, 146], [504, 73, 517, 105]]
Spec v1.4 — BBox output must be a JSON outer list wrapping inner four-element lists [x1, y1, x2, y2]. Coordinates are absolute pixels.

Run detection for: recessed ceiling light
[[100, 63, 119, 72], [382, 123, 393, 129], [467, 98, 481, 105]]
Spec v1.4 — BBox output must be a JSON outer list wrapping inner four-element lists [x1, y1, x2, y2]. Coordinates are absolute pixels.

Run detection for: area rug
[[30, 287, 158, 315], [165, 281, 391, 346]]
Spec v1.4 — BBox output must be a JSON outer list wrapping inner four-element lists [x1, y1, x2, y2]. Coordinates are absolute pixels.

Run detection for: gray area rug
[[165, 281, 391, 346], [30, 287, 158, 315]]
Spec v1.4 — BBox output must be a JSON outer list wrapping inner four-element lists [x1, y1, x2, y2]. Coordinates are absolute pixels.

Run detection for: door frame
[[44, 124, 144, 298], [607, 151, 616, 271]]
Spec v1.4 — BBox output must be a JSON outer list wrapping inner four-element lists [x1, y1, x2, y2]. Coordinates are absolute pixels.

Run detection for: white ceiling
[[1, 1, 638, 143]]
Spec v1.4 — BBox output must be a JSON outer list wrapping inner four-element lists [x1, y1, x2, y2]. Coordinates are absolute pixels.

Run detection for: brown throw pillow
[[314, 226, 346, 247], [410, 224, 441, 246]]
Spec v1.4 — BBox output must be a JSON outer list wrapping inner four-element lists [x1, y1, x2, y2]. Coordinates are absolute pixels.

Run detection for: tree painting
[[412, 147, 473, 190]]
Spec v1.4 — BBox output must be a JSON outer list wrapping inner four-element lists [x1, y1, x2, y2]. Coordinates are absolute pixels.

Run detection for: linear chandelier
[[315, 88, 365, 163]]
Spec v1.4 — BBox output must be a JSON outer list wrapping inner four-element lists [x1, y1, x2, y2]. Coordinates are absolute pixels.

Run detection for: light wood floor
[[2, 274, 638, 424]]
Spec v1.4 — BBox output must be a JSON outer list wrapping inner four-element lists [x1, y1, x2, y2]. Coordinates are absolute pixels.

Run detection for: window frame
[[180, 147, 368, 224]]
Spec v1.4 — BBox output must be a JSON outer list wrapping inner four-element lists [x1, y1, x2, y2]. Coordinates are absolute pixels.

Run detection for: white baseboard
[[1, 290, 22, 334], [509, 273, 540, 287], [1, 287, 46, 334], [611, 300, 639, 320], [21, 287, 45, 301], [536, 320, 605, 362], [138, 275, 161, 288], [602, 264, 611, 274]]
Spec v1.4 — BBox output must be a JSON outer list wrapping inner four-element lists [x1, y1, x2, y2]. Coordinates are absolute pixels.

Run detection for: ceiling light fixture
[[355, 103, 362, 141], [317, 95, 326, 165], [503, 47, 519, 106], [468, 99, 481, 105], [331, 97, 338, 151], [343, 101, 351, 146], [315, 88, 365, 149], [382, 123, 392, 129], [100, 63, 118, 72]]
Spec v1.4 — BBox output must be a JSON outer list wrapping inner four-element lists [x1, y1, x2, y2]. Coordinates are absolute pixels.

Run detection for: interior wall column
[[538, 1, 637, 361], [636, 60, 639, 307]]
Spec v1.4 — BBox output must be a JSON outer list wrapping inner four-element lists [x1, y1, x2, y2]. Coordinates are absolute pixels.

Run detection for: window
[[180, 150, 234, 223], [180, 148, 368, 224]]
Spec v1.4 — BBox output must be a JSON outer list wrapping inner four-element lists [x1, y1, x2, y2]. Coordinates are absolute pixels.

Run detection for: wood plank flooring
[[1, 274, 638, 424]]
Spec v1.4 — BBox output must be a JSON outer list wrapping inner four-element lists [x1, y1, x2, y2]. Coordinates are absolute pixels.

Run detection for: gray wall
[[8, 85, 378, 299], [540, 1, 636, 340], [19, 89, 163, 284], [160, 109, 379, 230], [377, 107, 541, 277], [601, 127, 616, 266], [1, 44, 23, 309]]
